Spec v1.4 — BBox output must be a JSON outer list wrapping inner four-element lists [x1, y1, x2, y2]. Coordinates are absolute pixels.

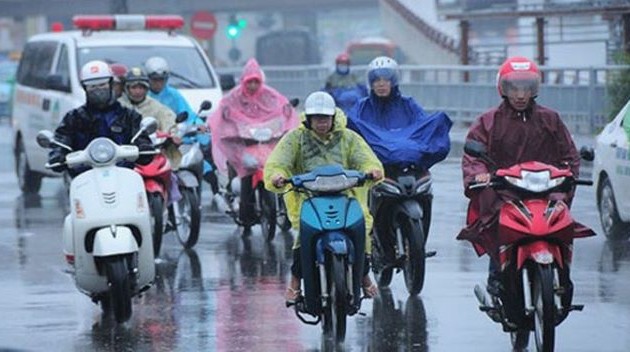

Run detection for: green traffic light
[[227, 25, 239, 38]]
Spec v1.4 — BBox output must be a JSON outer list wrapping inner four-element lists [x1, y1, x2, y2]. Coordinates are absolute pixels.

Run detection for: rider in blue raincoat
[[347, 56, 452, 175], [144, 56, 219, 197]]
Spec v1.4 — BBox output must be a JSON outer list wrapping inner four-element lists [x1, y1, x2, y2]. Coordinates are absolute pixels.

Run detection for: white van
[[12, 15, 224, 193]]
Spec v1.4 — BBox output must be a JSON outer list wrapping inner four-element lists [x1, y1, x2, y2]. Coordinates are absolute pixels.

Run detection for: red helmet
[[109, 63, 128, 83], [496, 56, 541, 97], [335, 53, 350, 65]]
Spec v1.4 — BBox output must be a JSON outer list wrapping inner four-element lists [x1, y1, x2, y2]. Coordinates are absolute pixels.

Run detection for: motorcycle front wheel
[[322, 254, 348, 343], [256, 184, 277, 241], [532, 264, 556, 352], [147, 192, 164, 257], [174, 188, 201, 249], [401, 217, 426, 295], [104, 256, 133, 323]]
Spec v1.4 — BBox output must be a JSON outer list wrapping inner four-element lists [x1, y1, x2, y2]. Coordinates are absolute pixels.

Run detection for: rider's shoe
[[486, 274, 503, 298], [212, 193, 228, 213]]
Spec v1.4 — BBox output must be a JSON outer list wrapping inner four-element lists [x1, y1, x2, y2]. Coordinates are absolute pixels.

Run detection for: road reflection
[[368, 288, 428, 351], [598, 240, 630, 304]]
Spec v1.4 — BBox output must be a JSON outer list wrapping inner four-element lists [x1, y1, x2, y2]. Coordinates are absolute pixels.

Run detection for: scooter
[[369, 165, 436, 295], [169, 101, 212, 249], [36, 117, 158, 324], [285, 164, 371, 343], [134, 130, 175, 257], [462, 140, 596, 352]]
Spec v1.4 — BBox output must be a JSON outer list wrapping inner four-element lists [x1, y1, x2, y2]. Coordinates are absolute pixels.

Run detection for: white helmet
[[145, 56, 170, 79], [367, 56, 399, 86], [304, 91, 336, 116], [80, 60, 113, 86]]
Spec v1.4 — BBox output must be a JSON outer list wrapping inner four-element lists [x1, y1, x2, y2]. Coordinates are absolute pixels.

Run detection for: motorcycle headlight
[[250, 128, 273, 143], [375, 181, 401, 195], [88, 139, 116, 164], [303, 175, 359, 192], [504, 170, 565, 193]]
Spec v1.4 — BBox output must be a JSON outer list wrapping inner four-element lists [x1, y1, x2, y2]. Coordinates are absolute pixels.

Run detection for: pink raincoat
[[209, 58, 299, 177]]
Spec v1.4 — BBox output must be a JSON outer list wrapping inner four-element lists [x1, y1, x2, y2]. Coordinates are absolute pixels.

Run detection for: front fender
[[393, 199, 423, 221], [177, 170, 199, 188], [92, 226, 138, 257], [516, 241, 563, 269]]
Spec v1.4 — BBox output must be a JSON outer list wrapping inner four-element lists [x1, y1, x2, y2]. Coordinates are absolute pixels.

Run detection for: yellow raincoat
[[264, 108, 383, 252]]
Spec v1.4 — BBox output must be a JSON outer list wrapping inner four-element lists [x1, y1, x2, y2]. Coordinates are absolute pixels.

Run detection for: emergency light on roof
[[72, 15, 184, 33]]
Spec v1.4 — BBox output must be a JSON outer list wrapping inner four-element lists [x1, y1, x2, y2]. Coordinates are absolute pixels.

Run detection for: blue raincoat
[[347, 87, 452, 170]]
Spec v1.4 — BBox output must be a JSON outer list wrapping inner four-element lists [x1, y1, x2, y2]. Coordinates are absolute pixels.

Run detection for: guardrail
[[216, 64, 629, 134]]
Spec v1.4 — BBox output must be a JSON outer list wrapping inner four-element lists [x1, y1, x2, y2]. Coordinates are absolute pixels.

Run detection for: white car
[[592, 99, 630, 240], [12, 15, 224, 193]]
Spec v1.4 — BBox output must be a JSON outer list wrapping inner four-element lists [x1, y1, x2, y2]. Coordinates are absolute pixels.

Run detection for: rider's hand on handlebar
[[474, 173, 491, 184], [272, 174, 287, 188], [368, 169, 384, 181]]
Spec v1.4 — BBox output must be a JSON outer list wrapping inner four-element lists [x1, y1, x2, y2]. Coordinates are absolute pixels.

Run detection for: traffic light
[[226, 14, 246, 39]]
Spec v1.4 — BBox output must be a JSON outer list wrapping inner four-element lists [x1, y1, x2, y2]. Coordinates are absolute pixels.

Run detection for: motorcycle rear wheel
[[256, 184, 277, 241], [105, 256, 133, 323], [533, 264, 556, 352], [511, 329, 530, 351], [322, 254, 348, 343], [147, 192, 164, 257], [277, 196, 292, 232], [401, 218, 426, 295], [175, 188, 201, 249], [372, 234, 393, 287]]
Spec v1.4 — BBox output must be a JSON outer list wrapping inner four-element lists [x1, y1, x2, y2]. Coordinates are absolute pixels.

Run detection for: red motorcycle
[[135, 131, 175, 257], [462, 141, 595, 352]]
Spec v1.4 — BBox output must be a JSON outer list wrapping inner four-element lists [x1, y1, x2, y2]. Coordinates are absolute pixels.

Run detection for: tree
[[607, 52, 630, 120]]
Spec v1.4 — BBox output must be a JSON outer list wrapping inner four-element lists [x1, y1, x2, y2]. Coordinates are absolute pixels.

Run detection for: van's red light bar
[[72, 15, 184, 31]]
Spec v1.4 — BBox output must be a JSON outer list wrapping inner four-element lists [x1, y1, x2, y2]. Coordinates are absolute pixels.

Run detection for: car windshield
[[77, 46, 216, 89]]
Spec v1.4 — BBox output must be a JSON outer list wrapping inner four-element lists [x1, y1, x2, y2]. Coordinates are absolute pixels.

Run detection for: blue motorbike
[[286, 164, 370, 343]]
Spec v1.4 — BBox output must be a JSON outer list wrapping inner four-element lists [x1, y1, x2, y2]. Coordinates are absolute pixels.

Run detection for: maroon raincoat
[[457, 101, 592, 259]]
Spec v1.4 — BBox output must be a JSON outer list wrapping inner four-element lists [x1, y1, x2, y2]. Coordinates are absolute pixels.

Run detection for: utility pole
[[110, 0, 128, 14]]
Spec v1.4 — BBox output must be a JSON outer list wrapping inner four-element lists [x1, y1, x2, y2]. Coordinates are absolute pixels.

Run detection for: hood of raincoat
[[348, 92, 453, 169], [239, 58, 265, 98], [208, 63, 299, 177]]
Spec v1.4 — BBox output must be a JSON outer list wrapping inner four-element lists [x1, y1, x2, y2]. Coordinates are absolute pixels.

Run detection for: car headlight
[[504, 170, 565, 193], [303, 175, 359, 192], [88, 138, 116, 164]]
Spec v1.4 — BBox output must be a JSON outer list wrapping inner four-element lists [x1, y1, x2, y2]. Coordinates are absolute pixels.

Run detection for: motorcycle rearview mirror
[[464, 140, 496, 168], [199, 100, 212, 113], [36, 130, 73, 151], [132, 117, 158, 143], [289, 98, 300, 108], [463, 140, 486, 157], [579, 145, 594, 162], [175, 111, 188, 123]]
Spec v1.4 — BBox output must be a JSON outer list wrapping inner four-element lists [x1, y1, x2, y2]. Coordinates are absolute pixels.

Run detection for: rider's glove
[[48, 154, 67, 173]]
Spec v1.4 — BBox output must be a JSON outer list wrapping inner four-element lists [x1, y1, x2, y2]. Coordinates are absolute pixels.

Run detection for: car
[[592, 99, 630, 240], [12, 14, 226, 194], [0, 60, 17, 119]]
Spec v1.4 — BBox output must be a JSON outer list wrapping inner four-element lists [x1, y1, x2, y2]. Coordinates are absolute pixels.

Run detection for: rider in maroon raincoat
[[457, 56, 584, 296]]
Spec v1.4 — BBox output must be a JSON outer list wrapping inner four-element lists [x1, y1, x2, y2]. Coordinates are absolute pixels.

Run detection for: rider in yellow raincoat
[[264, 91, 383, 304]]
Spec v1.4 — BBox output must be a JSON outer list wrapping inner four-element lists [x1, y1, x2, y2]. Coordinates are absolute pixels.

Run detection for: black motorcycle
[[370, 165, 436, 295]]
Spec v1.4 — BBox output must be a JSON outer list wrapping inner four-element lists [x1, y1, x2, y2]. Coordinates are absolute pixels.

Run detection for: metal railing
[[216, 64, 629, 134]]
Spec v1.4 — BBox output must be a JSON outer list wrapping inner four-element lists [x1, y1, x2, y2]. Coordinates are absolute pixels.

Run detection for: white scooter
[[36, 118, 158, 324]]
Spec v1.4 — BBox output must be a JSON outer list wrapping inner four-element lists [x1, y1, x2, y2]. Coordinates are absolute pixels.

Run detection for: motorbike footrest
[[568, 304, 584, 312], [425, 250, 437, 258]]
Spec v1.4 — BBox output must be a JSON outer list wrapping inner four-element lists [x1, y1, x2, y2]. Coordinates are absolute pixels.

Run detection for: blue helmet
[[367, 56, 399, 87]]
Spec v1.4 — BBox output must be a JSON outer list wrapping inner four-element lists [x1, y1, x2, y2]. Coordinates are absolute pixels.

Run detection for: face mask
[[86, 87, 112, 108], [336, 64, 349, 74]]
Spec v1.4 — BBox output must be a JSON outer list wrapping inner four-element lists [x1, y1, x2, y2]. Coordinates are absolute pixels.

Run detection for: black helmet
[[124, 67, 150, 89]]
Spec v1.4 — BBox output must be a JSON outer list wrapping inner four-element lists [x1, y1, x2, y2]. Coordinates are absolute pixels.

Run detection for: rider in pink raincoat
[[209, 58, 299, 228]]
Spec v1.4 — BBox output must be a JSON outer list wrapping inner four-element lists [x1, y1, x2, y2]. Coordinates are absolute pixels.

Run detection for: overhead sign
[[190, 11, 217, 40]]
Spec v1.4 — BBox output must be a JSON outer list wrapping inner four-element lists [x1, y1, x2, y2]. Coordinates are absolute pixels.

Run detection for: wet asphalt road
[[1, 125, 629, 352]]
